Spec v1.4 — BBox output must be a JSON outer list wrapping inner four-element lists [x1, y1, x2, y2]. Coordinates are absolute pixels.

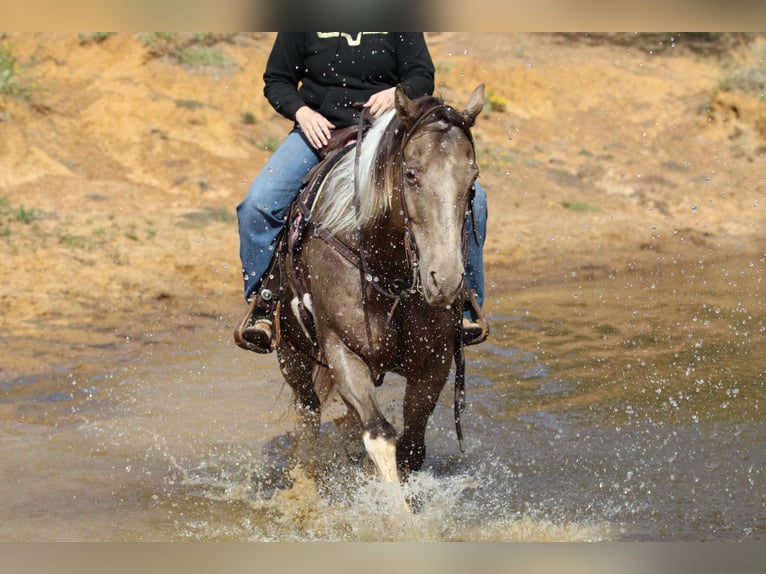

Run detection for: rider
[[235, 32, 488, 352]]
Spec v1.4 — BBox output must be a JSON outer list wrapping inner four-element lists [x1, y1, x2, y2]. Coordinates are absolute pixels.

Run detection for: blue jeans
[[237, 128, 487, 318], [465, 179, 487, 320]]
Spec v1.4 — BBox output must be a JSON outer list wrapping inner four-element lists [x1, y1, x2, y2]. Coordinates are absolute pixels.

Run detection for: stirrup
[[462, 289, 489, 346], [233, 297, 280, 354]]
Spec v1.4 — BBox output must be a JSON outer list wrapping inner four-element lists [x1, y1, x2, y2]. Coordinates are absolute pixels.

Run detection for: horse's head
[[392, 84, 485, 307]]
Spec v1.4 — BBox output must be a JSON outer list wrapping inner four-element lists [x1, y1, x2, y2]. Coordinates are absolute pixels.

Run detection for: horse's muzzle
[[421, 266, 465, 307]]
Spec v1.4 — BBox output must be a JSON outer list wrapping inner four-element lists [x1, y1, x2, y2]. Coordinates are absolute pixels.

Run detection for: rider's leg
[[235, 129, 319, 350], [464, 180, 487, 321], [237, 129, 319, 301]]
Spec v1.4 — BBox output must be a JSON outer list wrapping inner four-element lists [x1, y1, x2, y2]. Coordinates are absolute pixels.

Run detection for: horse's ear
[[394, 84, 419, 127], [462, 84, 485, 127]]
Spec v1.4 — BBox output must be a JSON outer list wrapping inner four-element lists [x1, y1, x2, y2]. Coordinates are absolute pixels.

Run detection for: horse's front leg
[[397, 372, 450, 479], [278, 346, 321, 437], [323, 336, 400, 484]]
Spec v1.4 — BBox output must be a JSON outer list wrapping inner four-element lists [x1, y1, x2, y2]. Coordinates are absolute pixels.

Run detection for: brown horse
[[274, 84, 485, 499]]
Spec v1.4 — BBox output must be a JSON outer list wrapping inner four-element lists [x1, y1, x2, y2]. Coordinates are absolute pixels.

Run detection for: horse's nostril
[[430, 270, 445, 289]]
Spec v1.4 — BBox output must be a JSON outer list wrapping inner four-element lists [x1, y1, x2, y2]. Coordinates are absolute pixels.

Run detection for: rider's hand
[[295, 106, 335, 150], [363, 87, 396, 119]]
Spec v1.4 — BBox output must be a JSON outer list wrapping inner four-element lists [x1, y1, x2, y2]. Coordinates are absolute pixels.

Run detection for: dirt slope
[[1, 32, 764, 379]]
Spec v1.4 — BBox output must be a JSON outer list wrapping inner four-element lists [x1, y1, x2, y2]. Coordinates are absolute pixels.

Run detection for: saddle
[[316, 124, 365, 161], [234, 130, 364, 355]]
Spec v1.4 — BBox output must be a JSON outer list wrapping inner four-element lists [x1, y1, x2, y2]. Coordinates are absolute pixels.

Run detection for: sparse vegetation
[[435, 60, 453, 75], [0, 196, 9, 237], [0, 195, 37, 237], [175, 98, 206, 109], [562, 201, 601, 213], [175, 45, 230, 69], [135, 32, 236, 70], [257, 134, 282, 152], [0, 39, 44, 103], [553, 32, 758, 56], [0, 192, 159, 252], [78, 32, 115, 45], [487, 91, 508, 113], [178, 207, 236, 228], [12, 205, 36, 224], [0, 40, 23, 97], [715, 45, 766, 100], [135, 32, 178, 53], [59, 233, 94, 249]]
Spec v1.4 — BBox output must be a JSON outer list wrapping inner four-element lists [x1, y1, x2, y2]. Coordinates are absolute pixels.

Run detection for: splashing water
[[0, 252, 762, 540]]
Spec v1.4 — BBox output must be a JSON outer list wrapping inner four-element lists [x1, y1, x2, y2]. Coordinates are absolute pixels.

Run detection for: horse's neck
[[356, 192, 410, 275]]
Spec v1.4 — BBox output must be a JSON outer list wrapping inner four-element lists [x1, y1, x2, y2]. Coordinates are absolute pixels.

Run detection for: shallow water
[[1, 252, 763, 541]]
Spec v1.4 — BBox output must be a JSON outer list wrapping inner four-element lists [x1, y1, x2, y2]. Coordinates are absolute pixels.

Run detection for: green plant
[[175, 98, 206, 109], [0, 40, 44, 102], [179, 207, 236, 228], [488, 93, 507, 113], [0, 40, 21, 97], [12, 205, 35, 224], [175, 45, 230, 69], [59, 233, 92, 249], [135, 32, 178, 53], [135, 32, 235, 70], [0, 196, 9, 237], [257, 134, 282, 152], [78, 32, 115, 45], [435, 60, 453, 75], [715, 46, 766, 100], [562, 201, 601, 213], [1, 196, 37, 236], [477, 144, 525, 171]]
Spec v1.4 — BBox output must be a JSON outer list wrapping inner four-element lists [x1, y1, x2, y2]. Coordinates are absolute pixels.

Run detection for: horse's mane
[[313, 94, 473, 236]]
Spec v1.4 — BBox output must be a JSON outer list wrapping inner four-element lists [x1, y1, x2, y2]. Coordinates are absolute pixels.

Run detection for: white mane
[[311, 109, 397, 236]]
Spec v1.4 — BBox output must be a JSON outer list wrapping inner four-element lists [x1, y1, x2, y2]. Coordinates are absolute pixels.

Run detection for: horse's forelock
[[374, 95, 474, 202], [420, 100, 474, 140]]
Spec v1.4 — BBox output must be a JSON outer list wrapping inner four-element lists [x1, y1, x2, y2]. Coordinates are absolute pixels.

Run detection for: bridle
[[309, 101, 478, 451], [351, 103, 476, 312]]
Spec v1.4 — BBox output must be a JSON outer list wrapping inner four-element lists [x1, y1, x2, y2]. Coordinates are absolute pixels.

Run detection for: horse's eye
[[404, 168, 418, 184]]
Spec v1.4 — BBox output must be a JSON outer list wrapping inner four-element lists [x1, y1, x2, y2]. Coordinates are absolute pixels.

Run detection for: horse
[[272, 84, 485, 505]]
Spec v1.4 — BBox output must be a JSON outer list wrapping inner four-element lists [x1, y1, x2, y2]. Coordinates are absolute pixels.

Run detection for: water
[[0, 252, 763, 541]]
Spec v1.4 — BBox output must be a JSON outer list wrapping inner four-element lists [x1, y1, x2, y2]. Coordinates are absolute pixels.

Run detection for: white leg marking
[[363, 432, 399, 484], [290, 296, 313, 339], [363, 432, 412, 513]]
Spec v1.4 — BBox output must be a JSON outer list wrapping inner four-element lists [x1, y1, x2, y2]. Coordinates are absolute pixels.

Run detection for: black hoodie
[[263, 32, 435, 129]]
